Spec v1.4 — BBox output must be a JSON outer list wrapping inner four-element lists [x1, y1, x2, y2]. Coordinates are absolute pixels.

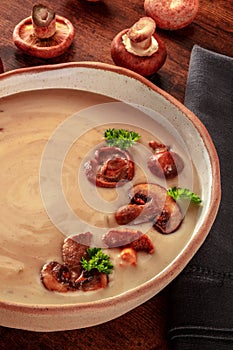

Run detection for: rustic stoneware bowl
[[0, 63, 220, 331]]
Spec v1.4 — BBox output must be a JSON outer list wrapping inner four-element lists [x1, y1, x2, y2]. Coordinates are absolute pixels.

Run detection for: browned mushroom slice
[[115, 200, 160, 225], [153, 195, 182, 234], [84, 146, 134, 188], [148, 140, 184, 179], [40, 261, 76, 292], [103, 228, 143, 248], [76, 270, 109, 292], [129, 234, 154, 253], [115, 204, 146, 225], [115, 183, 183, 234], [62, 232, 92, 279]]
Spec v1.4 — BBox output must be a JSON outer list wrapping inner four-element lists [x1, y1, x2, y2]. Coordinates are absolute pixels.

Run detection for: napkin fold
[[167, 45, 233, 349]]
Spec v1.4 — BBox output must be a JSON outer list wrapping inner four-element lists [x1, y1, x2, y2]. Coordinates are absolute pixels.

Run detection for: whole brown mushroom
[[13, 4, 75, 59], [144, 0, 199, 30], [111, 17, 167, 76]]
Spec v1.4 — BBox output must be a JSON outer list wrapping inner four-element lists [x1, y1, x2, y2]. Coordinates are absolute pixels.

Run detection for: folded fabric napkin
[[167, 45, 233, 349]]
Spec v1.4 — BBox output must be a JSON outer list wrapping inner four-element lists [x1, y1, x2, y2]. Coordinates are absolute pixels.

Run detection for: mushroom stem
[[131, 37, 152, 51], [122, 17, 159, 57], [128, 17, 155, 46], [32, 4, 56, 39]]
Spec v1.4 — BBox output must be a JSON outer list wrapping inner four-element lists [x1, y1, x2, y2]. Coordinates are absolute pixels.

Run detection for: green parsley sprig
[[81, 248, 113, 275], [104, 128, 141, 150], [167, 187, 202, 204]]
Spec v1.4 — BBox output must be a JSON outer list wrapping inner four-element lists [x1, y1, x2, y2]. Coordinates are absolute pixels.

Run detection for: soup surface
[[0, 89, 201, 305]]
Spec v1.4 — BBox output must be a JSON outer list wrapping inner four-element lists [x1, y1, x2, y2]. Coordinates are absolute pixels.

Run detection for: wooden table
[[0, 1, 232, 349]]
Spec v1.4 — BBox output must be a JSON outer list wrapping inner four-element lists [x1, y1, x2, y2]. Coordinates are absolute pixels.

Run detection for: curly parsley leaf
[[81, 248, 114, 275], [167, 187, 202, 204], [104, 128, 141, 150]]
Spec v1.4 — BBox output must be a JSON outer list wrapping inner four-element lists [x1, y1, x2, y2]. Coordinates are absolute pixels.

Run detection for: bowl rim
[[0, 62, 221, 315]]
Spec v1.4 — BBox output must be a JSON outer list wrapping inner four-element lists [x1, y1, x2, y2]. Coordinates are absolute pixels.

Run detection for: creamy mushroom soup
[[0, 89, 201, 304]]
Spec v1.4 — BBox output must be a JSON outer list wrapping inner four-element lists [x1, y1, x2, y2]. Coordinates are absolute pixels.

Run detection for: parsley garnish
[[81, 248, 114, 275], [167, 187, 202, 204], [104, 128, 141, 150]]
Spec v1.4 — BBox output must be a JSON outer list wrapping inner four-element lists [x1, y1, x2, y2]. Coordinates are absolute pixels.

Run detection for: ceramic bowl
[[0, 62, 220, 331]]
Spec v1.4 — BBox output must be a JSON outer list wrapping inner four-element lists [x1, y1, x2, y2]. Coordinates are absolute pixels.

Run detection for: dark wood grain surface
[[0, 0, 232, 349]]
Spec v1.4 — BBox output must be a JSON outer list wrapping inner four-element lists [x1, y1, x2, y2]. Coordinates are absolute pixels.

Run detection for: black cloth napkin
[[167, 45, 233, 349]]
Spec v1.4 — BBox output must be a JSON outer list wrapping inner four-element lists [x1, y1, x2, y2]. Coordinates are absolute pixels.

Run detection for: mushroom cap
[[111, 29, 167, 77], [13, 15, 75, 59], [144, 0, 199, 30]]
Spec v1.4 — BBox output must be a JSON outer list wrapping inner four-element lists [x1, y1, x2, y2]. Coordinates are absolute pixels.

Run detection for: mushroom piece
[[144, 0, 199, 30], [111, 17, 167, 76], [41, 261, 76, 292], [130, 233, 155, 253], [114, 201, 159, 225], [103, 228, 143, 248], [103, 229, 154, 252], [103, 229, 154, 267], [13, 4, 75, 58], [148, 140, 184, 179], [62, 232, 92, 279], [84, 146, 134, 188], [119, 247, 137, 266], [115, 183, 183, 234], [78, 270, 109, 291]]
